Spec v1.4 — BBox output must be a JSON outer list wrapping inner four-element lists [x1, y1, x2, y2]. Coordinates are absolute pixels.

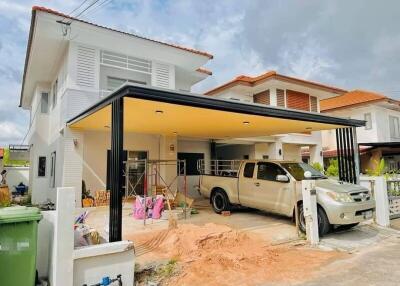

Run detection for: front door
[[252, 162, 291, 213]]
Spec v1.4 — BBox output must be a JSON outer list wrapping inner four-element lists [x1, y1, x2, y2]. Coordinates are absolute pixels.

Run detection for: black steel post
[[109, 97, 124, 242], [343, 128, 350, 182], [336, 129, 343, 181], [339, 128, 347, 181], [348, 128, 356, 184]]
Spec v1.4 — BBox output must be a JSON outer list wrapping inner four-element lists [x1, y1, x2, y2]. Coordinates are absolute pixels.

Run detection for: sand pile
[[132, 223, 344, 286]]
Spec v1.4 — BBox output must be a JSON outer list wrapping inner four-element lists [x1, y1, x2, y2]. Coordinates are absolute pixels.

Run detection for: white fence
[[4, 166, 29, 189], [359, 176, 391, 227]]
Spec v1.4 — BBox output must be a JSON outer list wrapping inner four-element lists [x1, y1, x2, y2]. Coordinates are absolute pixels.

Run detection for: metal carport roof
[[66, 84, 365, 242], [67, 84, 364, 136]]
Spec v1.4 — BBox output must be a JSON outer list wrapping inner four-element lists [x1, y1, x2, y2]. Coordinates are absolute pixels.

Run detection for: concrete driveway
[[84, 199, 400, 285]]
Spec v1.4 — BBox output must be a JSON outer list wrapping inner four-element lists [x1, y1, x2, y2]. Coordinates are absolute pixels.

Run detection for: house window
[[253, 90, 270, 105], [286, 90, 310, 111], [38, 156, 46, 177], [276, 89, 285, 107], [364, 113, 372, 130], [106, 76, 146, 91], [389, 116, 400, 138], [50, 151, 56, 188], [41, 92, 49, 113], [52, 79, 58, 109], [310, 96, 318, 112]]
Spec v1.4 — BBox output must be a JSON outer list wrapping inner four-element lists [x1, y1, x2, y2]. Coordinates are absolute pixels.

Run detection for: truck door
[[237, 162, 259, 208], [253, 162, 291, 213]]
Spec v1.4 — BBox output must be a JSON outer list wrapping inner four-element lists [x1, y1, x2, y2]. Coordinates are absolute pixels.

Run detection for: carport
[[67, 84, 364, 242]]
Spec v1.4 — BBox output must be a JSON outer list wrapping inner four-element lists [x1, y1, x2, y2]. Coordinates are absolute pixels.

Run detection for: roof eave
[[19, 9, 37, 108]]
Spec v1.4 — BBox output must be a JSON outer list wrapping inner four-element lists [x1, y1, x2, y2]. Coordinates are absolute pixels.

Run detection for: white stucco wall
[[82, 131, 162, 194]]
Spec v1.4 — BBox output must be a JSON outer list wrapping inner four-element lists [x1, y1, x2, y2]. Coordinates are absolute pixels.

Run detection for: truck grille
[[350, 191, 371, 202]]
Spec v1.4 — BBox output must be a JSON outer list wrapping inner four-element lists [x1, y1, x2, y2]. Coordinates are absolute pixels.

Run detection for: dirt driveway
[[84, 200, 399, 285]]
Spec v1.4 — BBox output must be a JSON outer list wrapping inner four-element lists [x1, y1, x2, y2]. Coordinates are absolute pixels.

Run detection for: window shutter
[[152, 62, 174, 89], [276, 89, 285, 107], [253, 90, 270, 105], [286, 90, 310, 111], [76, 45, 96, 88], [310, 96, 318, 112]]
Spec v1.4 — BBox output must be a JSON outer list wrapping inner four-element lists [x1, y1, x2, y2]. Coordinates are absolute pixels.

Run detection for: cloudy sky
[[0, 0, 400, 146]]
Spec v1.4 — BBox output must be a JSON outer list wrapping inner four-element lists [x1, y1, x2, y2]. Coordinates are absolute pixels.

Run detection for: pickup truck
[[198, 159, 375, 235]]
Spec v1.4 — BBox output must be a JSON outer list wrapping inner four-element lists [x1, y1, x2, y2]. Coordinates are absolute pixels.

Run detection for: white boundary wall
[[359, 176, 390, 227], [37, 187, 135, 285]]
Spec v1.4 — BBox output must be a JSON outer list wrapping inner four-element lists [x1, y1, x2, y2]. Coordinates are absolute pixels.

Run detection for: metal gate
[[387, 179, 400, 219]]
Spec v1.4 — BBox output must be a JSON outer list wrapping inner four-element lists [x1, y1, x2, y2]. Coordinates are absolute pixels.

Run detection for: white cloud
[[1, 0, 400, 146], [0, 121, 24, 144]]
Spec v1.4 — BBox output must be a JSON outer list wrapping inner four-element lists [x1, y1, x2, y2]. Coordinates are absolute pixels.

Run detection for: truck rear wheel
[[211, 189, 231, 214], [298, 203, 331, 236]]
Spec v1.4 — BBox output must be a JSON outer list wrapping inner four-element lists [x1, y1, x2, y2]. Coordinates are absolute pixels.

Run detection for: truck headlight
[[326, 192, 354, 203]]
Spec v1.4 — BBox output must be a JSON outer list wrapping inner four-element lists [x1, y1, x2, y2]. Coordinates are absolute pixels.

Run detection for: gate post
[[302, 175, 319, 246], [374, 176, 390, 227]]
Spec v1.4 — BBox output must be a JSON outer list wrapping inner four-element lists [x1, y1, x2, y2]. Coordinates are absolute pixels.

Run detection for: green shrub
[[311, 162, 323, 172], [326, 159, 339, 177]]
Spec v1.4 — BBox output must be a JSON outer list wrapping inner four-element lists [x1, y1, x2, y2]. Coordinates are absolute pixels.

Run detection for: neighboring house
[[204, 71, 346, 164], [20, 7, 213, 204], [320, 90, 400, 173]]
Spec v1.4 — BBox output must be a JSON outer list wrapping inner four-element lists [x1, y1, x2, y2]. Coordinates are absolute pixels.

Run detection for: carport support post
[[302, 179, 319, 246], [109, 97, 124, 242]]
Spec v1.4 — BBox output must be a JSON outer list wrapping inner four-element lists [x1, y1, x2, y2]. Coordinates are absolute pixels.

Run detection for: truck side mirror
[[276, 174, 289, 183]]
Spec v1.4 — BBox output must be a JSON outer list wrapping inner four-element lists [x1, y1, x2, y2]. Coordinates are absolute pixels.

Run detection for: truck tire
[[298, 203, 331, 236], [211, 189, 231, 214]]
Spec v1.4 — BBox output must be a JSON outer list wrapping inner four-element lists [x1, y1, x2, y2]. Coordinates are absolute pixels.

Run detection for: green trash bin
[[0, 206, 42, 286]]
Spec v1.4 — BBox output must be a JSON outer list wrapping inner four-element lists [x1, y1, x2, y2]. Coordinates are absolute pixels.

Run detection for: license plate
[[363, 210, 373, 219]]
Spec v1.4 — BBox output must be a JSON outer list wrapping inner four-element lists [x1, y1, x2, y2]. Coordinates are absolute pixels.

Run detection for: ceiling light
[[155, 110, 164, 114], [173, 132, 178, 135], [306, 127, 312, 130], [243, 121, 250, 125]]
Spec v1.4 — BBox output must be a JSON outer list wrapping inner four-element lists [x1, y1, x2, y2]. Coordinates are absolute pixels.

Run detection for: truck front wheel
[[298, 203, 331, 236], [211, 189, 231, 214]]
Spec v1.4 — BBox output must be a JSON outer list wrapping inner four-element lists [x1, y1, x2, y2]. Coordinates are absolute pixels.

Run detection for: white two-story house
[[204, 71, 346, 164], [321, 90, 400, 173], [20, 7, 213, 204]]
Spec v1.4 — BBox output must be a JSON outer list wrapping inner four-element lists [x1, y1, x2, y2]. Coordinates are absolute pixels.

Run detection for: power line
[[81, 0, 113, 19], [69, 0, 92, 17], [59, 0, 91, 23], [72, 0, 102, 20]]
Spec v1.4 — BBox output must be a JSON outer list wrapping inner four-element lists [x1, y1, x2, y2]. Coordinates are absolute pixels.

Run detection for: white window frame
[[37, 156, 46, 177], [52, 79, 58, 109], [50, 151, 56, 188], [364, 113, 372, 130], [390, 116, 400, 138], [40, 92, 49, 114]]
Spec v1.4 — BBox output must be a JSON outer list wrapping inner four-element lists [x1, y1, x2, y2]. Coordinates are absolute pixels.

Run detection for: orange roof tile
[[320, 90, 393, 111], [196, 67, 212, 75], [205, 71, 346, 95], [32, 6, 213, 59]]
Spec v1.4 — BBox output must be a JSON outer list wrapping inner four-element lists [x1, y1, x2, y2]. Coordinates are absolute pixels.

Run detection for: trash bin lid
[[0, 206, 42, 224]]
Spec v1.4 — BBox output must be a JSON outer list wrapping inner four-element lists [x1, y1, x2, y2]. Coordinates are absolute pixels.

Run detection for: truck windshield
[[280, 162, 327, 181]]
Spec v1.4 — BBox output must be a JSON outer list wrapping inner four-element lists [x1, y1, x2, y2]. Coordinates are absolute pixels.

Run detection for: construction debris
[[221, 210, 231, 216], [131, 223, 345, 286]]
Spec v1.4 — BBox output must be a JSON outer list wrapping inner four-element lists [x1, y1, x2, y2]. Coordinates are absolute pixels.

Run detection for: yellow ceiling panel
[[69, 97, 343, 139]]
